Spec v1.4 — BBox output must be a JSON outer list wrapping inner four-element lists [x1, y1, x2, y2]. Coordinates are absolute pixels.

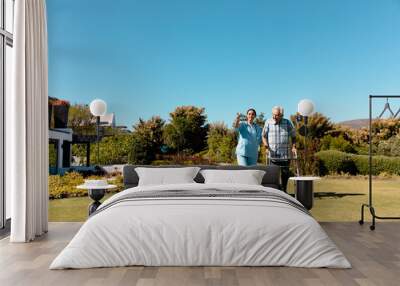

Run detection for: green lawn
[[49, 177, 400, 222], [49, 193, 114, 222]]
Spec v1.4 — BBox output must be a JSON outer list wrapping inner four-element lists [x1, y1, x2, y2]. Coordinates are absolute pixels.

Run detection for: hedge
[[49, 172, 124, 199], [315, 150, 400, 175]]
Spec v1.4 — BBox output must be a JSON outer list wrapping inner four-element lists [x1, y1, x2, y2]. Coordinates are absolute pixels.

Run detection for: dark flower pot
[[53, 105, 69, 128]]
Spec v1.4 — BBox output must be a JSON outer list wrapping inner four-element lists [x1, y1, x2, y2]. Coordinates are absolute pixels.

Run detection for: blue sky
[[47, 0, 400, 128]]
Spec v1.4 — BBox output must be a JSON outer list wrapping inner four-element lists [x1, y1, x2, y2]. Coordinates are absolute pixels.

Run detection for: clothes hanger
[[378, 98, 395, 118], [394, 105, 400, 118]]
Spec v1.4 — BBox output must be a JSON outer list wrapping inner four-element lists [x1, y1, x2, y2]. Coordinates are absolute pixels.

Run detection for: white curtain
[[9, 0, 49, 242]]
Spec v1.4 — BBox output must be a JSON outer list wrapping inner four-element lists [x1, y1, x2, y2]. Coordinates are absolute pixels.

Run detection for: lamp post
[[89, 99, 107, 165], [297, 99, 315, 173]]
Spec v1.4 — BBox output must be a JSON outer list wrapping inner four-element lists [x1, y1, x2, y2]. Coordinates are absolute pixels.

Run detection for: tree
[[163, 106, 208, 154], [71, 133, 134, 166], [255, 112, 266, 128], [128, 116, 165, 164], [206, 122, 237, 163], [371, 118, 400, 142], [290, 112, 334, 175], [96, 133, 133, 164], [349, 118, 400, 154], [68, 104, 96, 135], [133, 116, 165, 155], [290, 112, 334, 139], [128, 133, 156, 164]]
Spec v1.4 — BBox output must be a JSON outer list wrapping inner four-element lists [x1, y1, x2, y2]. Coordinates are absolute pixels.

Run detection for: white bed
[[50, 183, 351, 269]]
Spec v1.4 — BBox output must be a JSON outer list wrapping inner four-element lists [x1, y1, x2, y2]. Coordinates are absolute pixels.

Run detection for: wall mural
[[46, 0, 400, 223]]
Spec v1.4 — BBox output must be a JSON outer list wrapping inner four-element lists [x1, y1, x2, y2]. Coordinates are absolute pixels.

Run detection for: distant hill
[[338, 119, 369, 129]]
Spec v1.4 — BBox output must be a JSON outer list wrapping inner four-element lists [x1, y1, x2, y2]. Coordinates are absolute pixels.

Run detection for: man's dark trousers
[[270, 159, 290, 192]]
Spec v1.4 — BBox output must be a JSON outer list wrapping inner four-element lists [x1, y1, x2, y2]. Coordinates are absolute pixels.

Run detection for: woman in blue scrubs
[[234, 108, 262, 166]]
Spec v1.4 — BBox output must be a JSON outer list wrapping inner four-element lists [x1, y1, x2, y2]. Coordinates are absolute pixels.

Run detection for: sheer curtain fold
[[9, 0, 48, 242]]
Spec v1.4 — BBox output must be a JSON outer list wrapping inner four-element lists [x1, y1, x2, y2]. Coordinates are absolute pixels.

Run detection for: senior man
[[262, 106, 297, 192]]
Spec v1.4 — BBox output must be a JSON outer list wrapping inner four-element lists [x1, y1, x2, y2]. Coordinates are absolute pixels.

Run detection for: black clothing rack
[[359, 95, 400, 230]]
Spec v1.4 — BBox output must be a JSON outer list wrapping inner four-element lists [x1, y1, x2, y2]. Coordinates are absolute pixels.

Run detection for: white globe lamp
[[90, 99, 107, 117], [298, 99, 314, 116]]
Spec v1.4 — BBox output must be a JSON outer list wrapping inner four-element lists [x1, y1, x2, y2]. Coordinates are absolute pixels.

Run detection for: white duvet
[[50, 183, 351, 269]]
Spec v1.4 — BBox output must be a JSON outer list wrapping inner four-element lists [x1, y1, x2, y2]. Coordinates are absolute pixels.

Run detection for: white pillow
[[200, 169, 265, 185], [135, 167, 201, 186]]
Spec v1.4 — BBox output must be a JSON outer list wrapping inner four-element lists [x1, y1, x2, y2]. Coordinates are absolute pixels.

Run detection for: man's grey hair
[[272, 106, 284, 114]]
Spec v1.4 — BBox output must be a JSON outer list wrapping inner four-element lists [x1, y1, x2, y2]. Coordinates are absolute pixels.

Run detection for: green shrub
[[150, 160, 176, 165], [49, 143, 57, 167], [320, 135, 356, 153], [128, 133, 156, 164], [49, 172, 86, 199], [49, 172, 123, 199], [71, 134, 133, 166], [206, 123, 236, 163], [315, 150, 356, 175], [376, 134, 400, 156], [96, 134, 133, 165], [316, 150, 400, 175]]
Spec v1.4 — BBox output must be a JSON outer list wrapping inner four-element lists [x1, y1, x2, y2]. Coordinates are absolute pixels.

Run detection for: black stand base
[[359, 203, 400, 231], [295, 181, 314, 210], [88, 201, 102, 216], [88, 189, 105, 216]]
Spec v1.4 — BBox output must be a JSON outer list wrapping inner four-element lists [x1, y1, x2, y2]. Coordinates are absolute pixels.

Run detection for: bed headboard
[[123, 165, 281, 190]]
